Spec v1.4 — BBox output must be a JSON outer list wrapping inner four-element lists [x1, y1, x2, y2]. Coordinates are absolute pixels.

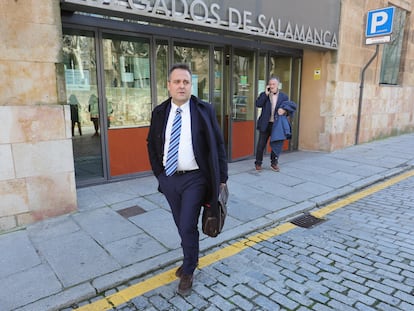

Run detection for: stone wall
[[299, 0, 414, 151], [0, 1, 77, 232]]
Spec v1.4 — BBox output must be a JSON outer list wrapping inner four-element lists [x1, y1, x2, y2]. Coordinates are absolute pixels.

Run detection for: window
[[102, 35, 152, 128], [174, 43, 210, 101], [379, 7, 407, 85]]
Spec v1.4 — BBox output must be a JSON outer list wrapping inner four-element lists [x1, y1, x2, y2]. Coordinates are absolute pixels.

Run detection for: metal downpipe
[[355, 44, 379, 145]]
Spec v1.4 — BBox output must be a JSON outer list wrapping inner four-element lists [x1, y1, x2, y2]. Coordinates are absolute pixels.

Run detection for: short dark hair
[[168, 63, 192, 80]]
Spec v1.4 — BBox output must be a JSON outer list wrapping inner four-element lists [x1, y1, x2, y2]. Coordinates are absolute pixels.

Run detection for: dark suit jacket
[[147, 95, 228, 211], [256, 91, 289, 132]]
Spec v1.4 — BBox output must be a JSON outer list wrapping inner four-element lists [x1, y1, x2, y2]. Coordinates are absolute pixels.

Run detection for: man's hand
[[277, 108, 286, 115]]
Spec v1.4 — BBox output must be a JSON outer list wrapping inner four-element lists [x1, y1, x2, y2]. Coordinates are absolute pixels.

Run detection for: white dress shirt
[[163, 101, 199, 171]]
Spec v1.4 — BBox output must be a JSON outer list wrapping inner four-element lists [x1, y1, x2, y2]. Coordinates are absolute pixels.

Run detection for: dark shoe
[[175, 266, 183, 278], [255, 164, 262, 171], [271, 164, 280, 172], [177, 274, 193, 296]]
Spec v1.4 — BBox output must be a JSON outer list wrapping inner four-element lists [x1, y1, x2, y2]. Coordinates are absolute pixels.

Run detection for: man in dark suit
[[255, 76, 289, 172], [147, 63, 228, 296]]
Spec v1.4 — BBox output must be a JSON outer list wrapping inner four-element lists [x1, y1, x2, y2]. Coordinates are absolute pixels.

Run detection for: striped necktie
[[165, 107, 182, 176]]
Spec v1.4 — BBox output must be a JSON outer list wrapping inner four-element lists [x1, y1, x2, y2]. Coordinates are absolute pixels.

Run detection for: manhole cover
[[117, 205, 146, 218], [290, 213, 325, 228]]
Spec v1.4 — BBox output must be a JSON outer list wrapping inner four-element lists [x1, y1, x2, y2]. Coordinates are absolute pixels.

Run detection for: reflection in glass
[[174, 44, 209, 102], [269, 56, 292, 96], [256, 54, 267, 121], [102, 35, 152, 128], [233, 50, 255, 121], [231, 49, 256, 160], [213, 48, 228, 152], [213, 48, 223, 127], [380, 7, 406, 85], [258, 54, 266, 95], [156, 40, 169, 104], [62, 32, 104, 182]]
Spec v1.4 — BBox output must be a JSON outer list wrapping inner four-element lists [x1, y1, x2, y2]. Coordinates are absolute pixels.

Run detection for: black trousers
[[255, 122, 277, 165]]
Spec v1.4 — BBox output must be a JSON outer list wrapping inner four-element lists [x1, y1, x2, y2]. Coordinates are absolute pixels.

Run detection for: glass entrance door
[[102, 34, 152, 176], [63, 30, 154, 183], [231, 49, 256, 160], [213, 47, 225, 136], [268, 55, 300, 152], [62, 31, 104, 183]]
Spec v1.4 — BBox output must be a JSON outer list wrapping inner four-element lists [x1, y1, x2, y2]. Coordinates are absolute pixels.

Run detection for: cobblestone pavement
[[70, 174, 414, 311]]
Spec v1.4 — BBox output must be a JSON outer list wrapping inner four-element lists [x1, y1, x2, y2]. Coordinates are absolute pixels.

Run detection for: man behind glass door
[[255, 76, 289, 172]]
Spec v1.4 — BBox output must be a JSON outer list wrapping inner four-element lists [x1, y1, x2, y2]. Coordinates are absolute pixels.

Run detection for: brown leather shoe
[[177, 273, 193, 296], [175, 266, 183, 278], [255, 164, 262, 171], [270, 164, 280, 172]]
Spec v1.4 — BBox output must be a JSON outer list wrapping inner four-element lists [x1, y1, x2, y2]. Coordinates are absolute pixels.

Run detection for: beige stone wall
[[0, 1, 77, 232], [299, 0, 414, 151], [298, 50, 330, 150]]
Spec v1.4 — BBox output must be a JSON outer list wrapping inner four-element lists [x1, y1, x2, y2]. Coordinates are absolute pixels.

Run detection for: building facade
[[1, 0, 413, 232]]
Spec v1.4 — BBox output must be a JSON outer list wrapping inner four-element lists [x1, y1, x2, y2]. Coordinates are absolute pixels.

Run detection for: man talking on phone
[[254, 76, 289, 172]]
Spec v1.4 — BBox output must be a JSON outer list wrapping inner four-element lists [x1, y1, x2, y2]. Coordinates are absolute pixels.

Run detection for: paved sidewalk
[[1, 133, 414, 311]]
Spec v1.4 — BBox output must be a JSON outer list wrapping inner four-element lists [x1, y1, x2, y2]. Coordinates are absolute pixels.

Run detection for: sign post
[[356, 7, 395, 145]]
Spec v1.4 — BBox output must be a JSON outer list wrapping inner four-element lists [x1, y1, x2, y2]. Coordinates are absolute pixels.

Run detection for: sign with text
[[366, 7, 394, 37], [61, 0, 340, 50]]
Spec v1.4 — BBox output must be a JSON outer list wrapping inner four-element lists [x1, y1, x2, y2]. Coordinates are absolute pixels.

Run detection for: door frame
[[228, 46, 257, 161]]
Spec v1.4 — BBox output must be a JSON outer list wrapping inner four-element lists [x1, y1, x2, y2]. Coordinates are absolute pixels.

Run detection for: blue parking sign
[[366, 7, 395, 37]]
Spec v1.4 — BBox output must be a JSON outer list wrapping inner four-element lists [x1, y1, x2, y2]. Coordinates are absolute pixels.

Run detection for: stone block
[[26, 172, 77, 221], [64, 104, 72, 139], [16, 212, 37, 228], [0, 144, 14, 181], [0, 179, 29, 217], [0, 61, 60, 106], [13, 139, 74, 178], [1, 0, 61, 63], [0, 215, 16, 232], [0, 105, 66, 144]]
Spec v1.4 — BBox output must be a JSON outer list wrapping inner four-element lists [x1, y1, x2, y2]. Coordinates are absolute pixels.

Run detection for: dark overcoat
[[147, 95, 228, 213]]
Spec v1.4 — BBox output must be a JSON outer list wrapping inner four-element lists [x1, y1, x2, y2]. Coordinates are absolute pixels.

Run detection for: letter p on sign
[[366, 7, 395, 37]]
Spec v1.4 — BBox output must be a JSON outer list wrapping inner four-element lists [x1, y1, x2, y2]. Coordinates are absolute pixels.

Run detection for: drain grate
[[116, 205, 146, 218], [290, 213, 325, 228]]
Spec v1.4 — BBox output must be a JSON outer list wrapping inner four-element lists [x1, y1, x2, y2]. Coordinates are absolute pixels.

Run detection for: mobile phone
[[267, 87, 270, 92]]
